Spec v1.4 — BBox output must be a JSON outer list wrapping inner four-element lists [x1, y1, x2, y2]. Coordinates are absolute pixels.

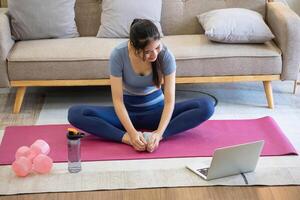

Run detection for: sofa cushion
[[162, 35, 281, 59], [197, 8, 275, 43], [8, 37, 127, 62], [96, 0, 163, 38], [8, 35, 282, 80], [8, 0, 79, 41]]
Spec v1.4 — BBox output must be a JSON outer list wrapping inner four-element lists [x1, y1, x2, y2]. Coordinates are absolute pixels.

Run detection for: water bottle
[[67, 128, 85, 173]]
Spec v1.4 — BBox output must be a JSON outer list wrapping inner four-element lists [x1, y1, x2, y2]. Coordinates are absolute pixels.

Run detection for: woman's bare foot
[[146, 134, 163, 153], [121, 132, 132, 145]]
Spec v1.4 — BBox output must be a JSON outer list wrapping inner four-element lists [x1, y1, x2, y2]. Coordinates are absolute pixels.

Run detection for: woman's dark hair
[[129, 18, 162, 88]]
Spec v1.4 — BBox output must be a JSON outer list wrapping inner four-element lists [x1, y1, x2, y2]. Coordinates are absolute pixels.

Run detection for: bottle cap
[[67, 128, 85, 140]]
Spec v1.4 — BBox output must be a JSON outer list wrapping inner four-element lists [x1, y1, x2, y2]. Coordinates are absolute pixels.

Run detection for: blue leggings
[[68, 97, 214, 142]]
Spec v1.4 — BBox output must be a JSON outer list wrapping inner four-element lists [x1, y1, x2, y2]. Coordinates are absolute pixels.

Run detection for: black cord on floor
[[175, 89, 219, 107], [241, 173, 249, 185]]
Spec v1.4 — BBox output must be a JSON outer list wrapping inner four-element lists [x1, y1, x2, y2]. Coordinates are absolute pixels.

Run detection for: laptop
[[186, 140, 264, 180]]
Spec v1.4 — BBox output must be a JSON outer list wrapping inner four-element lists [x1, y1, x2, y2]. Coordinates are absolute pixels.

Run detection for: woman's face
[[143, 40, 162, 62]]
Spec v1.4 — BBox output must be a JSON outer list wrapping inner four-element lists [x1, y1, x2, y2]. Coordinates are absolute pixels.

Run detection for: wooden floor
[[0, 92, 44, 130], [0, 186, 300, 200]]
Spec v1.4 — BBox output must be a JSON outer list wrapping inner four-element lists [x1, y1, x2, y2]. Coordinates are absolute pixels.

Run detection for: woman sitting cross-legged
[[68, 19, 215, 153]]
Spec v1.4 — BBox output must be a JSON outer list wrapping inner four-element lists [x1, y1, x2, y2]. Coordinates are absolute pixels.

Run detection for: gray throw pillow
[[97, 0, 163, 38], [8, 0, 79, 41], [197, 8, 275, 43]]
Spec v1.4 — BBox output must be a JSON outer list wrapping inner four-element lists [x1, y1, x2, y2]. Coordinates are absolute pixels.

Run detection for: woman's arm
[[146, 71, 175, 152], [110, 75, 146, 150], [110, 75, 136, 136], [156, 71, 176, 136]]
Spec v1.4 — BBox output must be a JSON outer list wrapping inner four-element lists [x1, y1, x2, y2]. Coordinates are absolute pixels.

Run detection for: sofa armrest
[[267, 2, 300, 81], [0, 8, 14, 88]]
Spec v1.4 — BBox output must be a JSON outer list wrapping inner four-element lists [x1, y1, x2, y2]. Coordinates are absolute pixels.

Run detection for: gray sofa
[[0, 0, 300, 113]]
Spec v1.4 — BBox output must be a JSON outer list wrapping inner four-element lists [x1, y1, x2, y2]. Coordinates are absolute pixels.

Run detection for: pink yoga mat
[[0, 116, 297, 165]]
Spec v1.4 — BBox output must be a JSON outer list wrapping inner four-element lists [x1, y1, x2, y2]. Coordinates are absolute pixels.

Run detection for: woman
[[68, 19, 214, 153]]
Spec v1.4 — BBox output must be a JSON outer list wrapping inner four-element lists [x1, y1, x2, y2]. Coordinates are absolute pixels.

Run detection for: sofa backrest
[[75, 0, 267, 36]]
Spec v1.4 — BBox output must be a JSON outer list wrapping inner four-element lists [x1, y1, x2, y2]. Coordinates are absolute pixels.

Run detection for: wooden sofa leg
[[263, 81, 274, 109], [13, 87, 27, 114]]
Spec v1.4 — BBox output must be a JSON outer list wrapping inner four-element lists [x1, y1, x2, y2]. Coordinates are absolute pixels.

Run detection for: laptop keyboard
[[196, 168, 209, 176]]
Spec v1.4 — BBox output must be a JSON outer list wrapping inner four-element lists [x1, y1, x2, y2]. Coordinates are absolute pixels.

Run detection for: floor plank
[[1, 186, 300, 200]]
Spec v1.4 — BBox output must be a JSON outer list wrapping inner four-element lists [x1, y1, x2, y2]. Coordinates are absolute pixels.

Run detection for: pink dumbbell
[[32, 154, 53, 174], [12, 140, 53, 177], [12, 156, 32, 177], [30, 139, 50, 155], [15, 146, 31, 160]]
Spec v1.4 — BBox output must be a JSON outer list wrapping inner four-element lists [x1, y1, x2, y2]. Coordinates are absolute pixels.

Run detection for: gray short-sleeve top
[[109, 41, 176, 96]]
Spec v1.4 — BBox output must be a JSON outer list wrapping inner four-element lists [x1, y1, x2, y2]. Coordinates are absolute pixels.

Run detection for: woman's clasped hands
[[129, 130, 162, 153]]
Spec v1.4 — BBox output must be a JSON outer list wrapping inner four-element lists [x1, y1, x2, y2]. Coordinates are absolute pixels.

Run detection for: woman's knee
[[194, 98, 215, 120], [67, 105, 86, 125]]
